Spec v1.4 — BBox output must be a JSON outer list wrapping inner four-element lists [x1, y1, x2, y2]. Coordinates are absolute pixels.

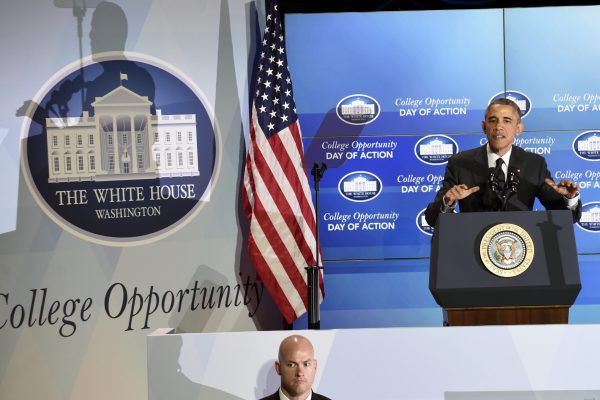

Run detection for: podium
[[429, 210, 581, 326]]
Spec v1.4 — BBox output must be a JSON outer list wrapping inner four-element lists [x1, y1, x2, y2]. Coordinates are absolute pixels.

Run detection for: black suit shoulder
[[450, 146, 484, 160], [259, 391, 332, 400]]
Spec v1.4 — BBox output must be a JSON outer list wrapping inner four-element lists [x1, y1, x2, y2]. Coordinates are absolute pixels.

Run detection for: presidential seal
[[480, 223, 534, 277]]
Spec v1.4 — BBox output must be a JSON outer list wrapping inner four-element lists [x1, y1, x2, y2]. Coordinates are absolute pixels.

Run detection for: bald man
[[260, 335, 331, 400]]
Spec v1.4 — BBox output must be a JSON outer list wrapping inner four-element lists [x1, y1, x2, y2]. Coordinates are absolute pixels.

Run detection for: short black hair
[[486, 97, 522, 122]]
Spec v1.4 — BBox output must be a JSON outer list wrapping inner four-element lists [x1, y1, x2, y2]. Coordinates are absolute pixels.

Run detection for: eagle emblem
[[495, 238, 519, 264], [480, 223, 534, 278]]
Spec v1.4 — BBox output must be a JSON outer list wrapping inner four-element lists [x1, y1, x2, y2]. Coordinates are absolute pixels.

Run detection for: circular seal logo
[[416, 208, 435, 236], [577, 201, 600, 232], [489, 90, 532, 118], [414, 135, 458, 165], [338, 171, 382, 202], [572, 131, 600, 161], [20, 52, 220, 246], [335, 94, 380, 125], [479, 223, 534, 277]]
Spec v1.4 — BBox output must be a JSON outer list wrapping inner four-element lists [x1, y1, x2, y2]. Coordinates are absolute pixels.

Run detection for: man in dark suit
[[260, 335, 331, 400], [425, 98, 581, 227]]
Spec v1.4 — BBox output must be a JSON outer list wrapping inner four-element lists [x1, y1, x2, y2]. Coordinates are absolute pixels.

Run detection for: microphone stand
[[489, 168, 520, 211], [307, 163, 326, 330], [501, 169, 520, 211], [488, 169, 503, 210]]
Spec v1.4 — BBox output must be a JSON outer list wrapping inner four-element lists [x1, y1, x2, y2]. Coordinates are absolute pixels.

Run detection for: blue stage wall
[[286, 6, 600, 328]]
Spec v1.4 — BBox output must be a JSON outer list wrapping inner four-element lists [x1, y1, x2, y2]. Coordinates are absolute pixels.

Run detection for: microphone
[[311, 163, 327, 191], [507, 166, 520, 194], [487, 167, 499, 194]]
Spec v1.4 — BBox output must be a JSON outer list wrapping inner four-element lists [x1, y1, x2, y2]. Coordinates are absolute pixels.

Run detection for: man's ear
[[275, 361, 281, 376], [516, 121, 524, 135]]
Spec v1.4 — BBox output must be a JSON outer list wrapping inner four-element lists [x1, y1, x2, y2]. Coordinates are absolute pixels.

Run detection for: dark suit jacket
[[425, 145, 581, 227], [260, 390, 331, 400]]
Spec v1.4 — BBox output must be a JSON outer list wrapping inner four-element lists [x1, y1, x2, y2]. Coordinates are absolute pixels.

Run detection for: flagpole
[[73, 0, 86, 113], [307, 163, 326, 329]]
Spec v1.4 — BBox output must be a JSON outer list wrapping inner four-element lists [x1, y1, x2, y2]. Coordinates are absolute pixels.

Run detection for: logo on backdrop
[[577, 202, 600, 232], [20, 53, 219, 246], [416, 208, 434, 236], [338, 171, 382, 202], [489, 90, 532, 118], [572, 131, 600, 161], [414, 135, 458, 165], [336, 94, 380, 125]]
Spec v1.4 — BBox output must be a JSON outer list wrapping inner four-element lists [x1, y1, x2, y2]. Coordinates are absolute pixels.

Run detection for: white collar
[[486, 144, 512, 169], [278, 388, 312, 400]]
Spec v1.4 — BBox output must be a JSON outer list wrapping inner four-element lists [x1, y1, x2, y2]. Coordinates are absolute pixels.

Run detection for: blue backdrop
[[285, 6, 600, 328]]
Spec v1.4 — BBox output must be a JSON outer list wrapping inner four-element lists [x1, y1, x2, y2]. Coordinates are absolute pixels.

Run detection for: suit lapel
[[508, 145, 526, 173], [475, 144, 488, 166]]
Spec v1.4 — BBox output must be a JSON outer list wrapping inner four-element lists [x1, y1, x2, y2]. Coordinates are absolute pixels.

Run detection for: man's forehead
[[282, 347, 314, 360], [486, 104, 520, 119]]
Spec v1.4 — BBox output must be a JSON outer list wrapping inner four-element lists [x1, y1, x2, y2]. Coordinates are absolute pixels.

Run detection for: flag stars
[[252, 2, 299, 136]]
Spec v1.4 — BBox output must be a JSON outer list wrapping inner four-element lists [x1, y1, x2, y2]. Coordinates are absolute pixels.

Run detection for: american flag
[[242, 0, 323, 324]]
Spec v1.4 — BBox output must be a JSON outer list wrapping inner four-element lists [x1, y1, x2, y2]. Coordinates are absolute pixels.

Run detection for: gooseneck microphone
[[506, 167, 521, 195], [488, 167, 499, 194], [488, 164, 520, 211]]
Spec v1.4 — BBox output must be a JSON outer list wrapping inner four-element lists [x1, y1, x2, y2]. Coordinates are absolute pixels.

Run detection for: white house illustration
[[420, 138, 453, 156], [343, 176, 377, 192], [580, 205, 600, 223], [341, 99, 375, 116], [46, 85, 199, 182], [577, 134, 600, 152]]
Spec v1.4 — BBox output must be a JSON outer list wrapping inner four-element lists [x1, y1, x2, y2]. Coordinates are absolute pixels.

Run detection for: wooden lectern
[[429, 210, 581, 326]]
